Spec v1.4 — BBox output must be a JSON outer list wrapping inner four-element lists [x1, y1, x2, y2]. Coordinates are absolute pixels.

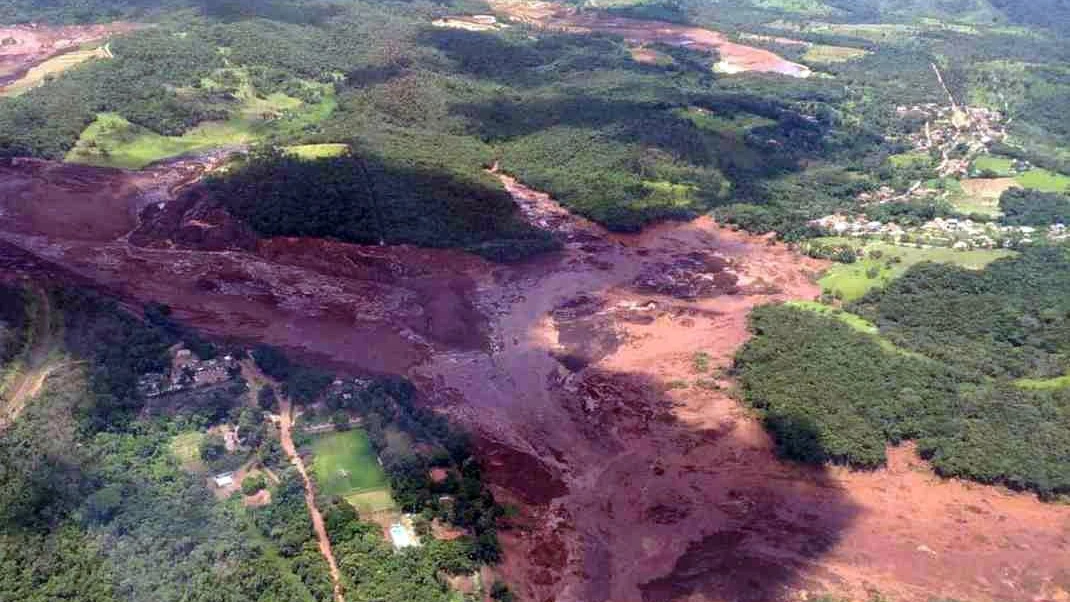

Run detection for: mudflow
[[0, 157, 1067, 602]]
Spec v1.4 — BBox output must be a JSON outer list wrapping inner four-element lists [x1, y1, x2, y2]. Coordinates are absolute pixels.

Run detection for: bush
[[242, 474, 268, 496], [199, 434, 226, 462], [258, 385, 279, 412], [252, 345, 291, 381], [490, 581, 515, 602]]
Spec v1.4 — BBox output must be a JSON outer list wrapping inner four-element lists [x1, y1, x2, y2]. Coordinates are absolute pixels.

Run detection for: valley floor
[[0, 158, 1066, 602]]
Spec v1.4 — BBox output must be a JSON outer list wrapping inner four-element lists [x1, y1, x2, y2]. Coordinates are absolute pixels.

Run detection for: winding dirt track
[[0, 287, 61, 428], [0, 159, 1067, 602], [278, 397, 345, 602]]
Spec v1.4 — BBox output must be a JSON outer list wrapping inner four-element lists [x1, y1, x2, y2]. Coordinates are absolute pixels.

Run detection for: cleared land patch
[[971, 154, 1015, 176], [785, 300, 927, 358], [344, 489, 397, 514], [954, 177, 1019, 215], [0, 45, 110, 97], [785, 300, 876, 333], [1016, 168, 1070, 193], [1016, 373, 1070, 390], [802, 43, 868, 63], [171, 431, 207, 473], [67, 113, 255, 169], [285, 143, 351, 160], [310, 430, 394, 509], [66, 70, 336, 169], [817, 240, 1015, 301]]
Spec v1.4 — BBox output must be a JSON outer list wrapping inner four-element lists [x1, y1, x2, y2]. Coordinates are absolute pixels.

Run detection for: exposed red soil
[[278, 396, 345, 602], [0, 157, 488, 375], [0, 159, 1067, 602], [0, 22, 139, 85], [961, 177, 1020, 198], [486, 0, 811, 77]]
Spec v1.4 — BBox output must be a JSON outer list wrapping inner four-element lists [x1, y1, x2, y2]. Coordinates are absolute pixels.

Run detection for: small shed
[[213, 472, 235, 488]]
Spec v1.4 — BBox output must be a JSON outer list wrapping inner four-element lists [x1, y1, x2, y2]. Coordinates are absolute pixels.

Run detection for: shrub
[[242, 474, 268, 496]]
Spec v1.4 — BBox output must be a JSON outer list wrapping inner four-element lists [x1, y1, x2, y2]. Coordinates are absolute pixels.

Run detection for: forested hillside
[[0, 286, 502, 602], [736, 246, 1070, 497]]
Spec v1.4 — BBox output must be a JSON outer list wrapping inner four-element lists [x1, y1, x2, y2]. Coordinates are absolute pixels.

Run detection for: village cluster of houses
[[896, 102, 1008, 177], [810, 214, 1070, 249], [137, 347, 241, 397]]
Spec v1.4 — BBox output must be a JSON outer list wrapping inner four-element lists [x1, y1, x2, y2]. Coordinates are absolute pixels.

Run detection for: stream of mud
[[0, 158, 1067, 602], [485, 0, 812, 78]]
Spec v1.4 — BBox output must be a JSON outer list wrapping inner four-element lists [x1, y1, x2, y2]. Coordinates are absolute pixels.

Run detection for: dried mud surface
[[487, 0, 812, 77], [0, 158, 1067, 602]]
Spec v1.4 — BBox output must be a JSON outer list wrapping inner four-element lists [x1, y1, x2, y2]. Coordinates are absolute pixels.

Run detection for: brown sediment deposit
[[485, 0, 811, 77], [0, 22, 139, 87], [961, 176, 1020, 198], [0, 157, 1067, 602]]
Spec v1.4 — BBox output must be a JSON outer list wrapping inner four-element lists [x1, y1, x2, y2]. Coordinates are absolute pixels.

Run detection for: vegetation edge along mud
[[1, 0, 1069, 601]]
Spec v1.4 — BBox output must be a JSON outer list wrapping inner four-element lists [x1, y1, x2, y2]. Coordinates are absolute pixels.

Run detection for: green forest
[[735, 246, 1070, 497], [0, 286, 501, 602]]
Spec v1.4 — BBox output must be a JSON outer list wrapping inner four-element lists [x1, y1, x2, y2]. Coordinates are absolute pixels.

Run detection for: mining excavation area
[[0, 157, 1067, 602]]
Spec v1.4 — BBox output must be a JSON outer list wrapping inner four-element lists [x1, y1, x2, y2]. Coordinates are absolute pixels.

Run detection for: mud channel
[[485, 0, 812, 78], [0, 157, 1067, 602]]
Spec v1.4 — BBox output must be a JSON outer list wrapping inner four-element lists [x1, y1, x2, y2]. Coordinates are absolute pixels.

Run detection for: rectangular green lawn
[[971, 154, 1015, 176], [310, 430, 391, 498], [1015, 168, 1070, 193]]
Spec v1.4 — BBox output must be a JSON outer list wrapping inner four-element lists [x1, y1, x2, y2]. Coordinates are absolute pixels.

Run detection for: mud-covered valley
[[0, 157, 1068, 602]]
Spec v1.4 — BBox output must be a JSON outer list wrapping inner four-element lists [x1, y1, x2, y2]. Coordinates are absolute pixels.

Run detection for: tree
[[199, 434, 226, 462], [491, 581, 515, 602], [242, 474, 267, 496], [331, 411, 350, 432], [257, 385, 278, 412]]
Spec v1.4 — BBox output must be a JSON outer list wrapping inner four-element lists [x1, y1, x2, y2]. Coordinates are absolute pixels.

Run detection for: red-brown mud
[[0, 157, 488, 374], [0, 22, 139, 86], [486, 0, 812, 77], [0, 159, 1067, 602]]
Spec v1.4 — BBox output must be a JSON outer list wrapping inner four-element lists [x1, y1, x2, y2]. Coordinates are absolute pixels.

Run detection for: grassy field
[[171, 431, 206, 473], [785, 300, 930, 358], [0, 46, 109, 97], [66, 113, 255, 169], [785, 300, 877, 333], [972, 154, 1015, 176], [802, 44, 868, 63], [753, 0, 838, 16], [285, 143, 351, 160], [1015, 168, 1070, 193], [344, 490, 397, 513], [675, 106, 776, 134], [66, 69, 336, 169], [887, 151, 933, 168], [818, 240, 1015, 301], [1016, 373, 1070, 390], [310, 430, 394, 509]]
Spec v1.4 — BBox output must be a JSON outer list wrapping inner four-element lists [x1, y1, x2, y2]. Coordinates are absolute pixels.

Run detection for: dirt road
[[0, 287, 62, 428], [278, 397, 345, 602]]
